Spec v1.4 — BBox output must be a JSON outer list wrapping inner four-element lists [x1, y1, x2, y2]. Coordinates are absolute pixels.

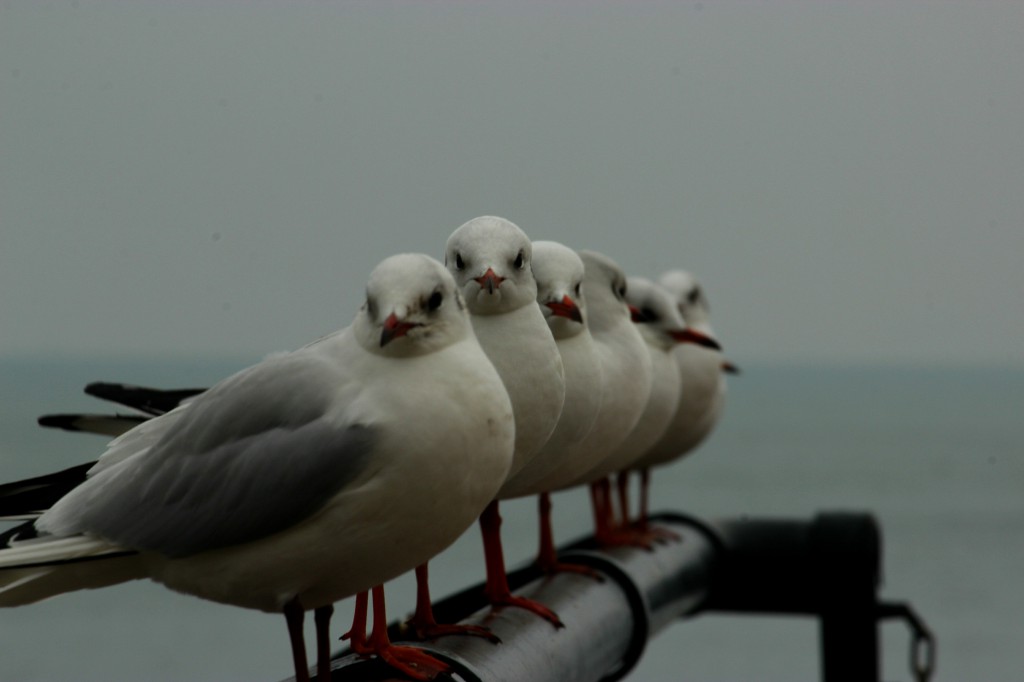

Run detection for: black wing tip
[[84, 382, 205, 415], [84, 381, 137, 397], [0, 520, 39, 549], [38, 413, 148, 435], [38, 414, 88, 431], [0, 462, 96, 521]]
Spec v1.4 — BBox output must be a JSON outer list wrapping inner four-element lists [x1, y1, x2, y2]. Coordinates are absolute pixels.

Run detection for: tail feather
[[0, 535, 144, 606], [0, 534, 130, 566]]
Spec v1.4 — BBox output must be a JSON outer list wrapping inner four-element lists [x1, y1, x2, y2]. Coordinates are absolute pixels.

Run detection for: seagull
[[611, 277, 721, 540], [499, 241, 603, 575], [633, 269, 733, 528], [0, 253, 516, 682], [561, 251, 653, 544], [404, 216, 567, 633]]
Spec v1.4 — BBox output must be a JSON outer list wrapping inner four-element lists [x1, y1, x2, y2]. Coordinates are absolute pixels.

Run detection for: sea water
[[0, 358, 1020, 681]]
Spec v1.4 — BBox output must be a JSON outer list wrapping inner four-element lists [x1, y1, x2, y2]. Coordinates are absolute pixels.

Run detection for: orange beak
[[474, 267, 505, 294], [546, 295, 583, 323], [380, 313, 420, 347], [668, 328, 722, 351]]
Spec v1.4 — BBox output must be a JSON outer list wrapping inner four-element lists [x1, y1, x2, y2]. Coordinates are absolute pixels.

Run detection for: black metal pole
[[700, 512, 883, 682], [811, 514, 881, 682], [303, 517, 718, 682], [281, 511, 916, 682]]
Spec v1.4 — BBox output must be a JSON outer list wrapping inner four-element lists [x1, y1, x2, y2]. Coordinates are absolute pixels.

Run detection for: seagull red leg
[[535, 492, 603, 580], [592, 474, 660, 551], [405, 563, 499, 642], [590, 479, 612, 544], [616, 471, 632, 528], [365, 585, 451, 681], [284, 597, 311, 682], [480, 500, 564, 627], [637, 468, 681, 543], [340, 591, 368, 652], [639, 468, 651, 530], [314, 604, 333, 682], [592, 477, 635, 545]]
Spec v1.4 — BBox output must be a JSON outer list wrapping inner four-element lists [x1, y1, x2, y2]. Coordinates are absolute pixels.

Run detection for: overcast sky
[[2, 1, 1021, 367]]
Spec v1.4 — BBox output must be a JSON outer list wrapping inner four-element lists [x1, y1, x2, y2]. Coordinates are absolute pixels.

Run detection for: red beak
[[474, 267, 505, 294], [628, 304, 645, 323], [546, 295, 583, 323], [380, 313, 420, 347], [668, 328, 722, 351]]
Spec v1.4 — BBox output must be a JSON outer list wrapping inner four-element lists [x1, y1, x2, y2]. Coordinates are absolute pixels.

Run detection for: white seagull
[[407, 216, 566, 632], [612, 276, 721, 540], [634, 269, 733, 527], [0, 253, 515, 682], [562, 251, 653, 544], [500, 241, 603, 574]]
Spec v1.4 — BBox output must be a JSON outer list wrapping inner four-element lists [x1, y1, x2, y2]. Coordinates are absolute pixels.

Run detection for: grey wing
[[70, 421, 375, 557], [39, 350, 377, 558]]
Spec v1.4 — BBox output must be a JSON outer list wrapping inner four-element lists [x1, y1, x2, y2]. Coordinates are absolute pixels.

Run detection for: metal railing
[[293, 510, 934, 682]]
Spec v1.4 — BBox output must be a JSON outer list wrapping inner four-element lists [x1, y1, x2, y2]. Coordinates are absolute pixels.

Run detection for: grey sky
[[2, 1, 1022, 366]]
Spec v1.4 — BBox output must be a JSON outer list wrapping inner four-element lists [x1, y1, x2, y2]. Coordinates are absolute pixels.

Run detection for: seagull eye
[[687, 287, 701, 304], [513, 250, 525, 270], [427, 291, 443, 311], [365, 295, 377, 318], [641, 307, 658, 322], [574, 282, 581, 297], [455, 252, 465, 271], [617, 285, 627, 298]]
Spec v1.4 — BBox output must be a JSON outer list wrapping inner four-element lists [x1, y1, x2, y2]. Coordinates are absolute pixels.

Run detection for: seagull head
[[657, 268, 723, 355], [532, 240, 587, 339], [356, 253, 471, 356], [445, 216, 538, 316], [626, 276, 722, 352], [578, 250, 632, 334], [658, 269, 711, 328]]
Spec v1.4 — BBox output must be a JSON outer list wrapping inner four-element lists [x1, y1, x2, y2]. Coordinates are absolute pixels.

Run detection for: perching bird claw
[[404, 618, 501, 645]]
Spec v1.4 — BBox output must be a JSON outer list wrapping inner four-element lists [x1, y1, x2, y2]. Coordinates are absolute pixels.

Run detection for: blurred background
[[1, 2, 1021, 680]]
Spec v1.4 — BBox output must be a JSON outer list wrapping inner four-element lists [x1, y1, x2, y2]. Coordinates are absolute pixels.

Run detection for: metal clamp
[[558, 550, 651, 682], [878, 601, 936, 682]]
